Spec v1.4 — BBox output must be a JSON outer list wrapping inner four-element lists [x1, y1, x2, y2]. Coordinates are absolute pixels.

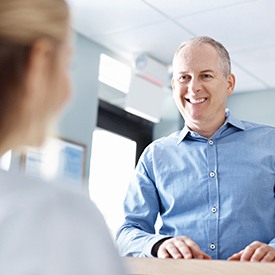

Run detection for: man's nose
[[188, 78, 201, 94]]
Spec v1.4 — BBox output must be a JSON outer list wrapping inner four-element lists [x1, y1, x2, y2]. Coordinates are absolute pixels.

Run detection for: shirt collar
[[224, 109, 245, 130], [177, 109, 246, 145]]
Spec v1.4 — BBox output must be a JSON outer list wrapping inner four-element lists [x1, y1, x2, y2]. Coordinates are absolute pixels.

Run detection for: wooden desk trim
[[124, 257, 274, 275]]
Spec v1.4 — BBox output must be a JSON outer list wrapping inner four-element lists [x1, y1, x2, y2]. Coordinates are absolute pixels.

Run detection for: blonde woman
[[0, 0, 126, 274]]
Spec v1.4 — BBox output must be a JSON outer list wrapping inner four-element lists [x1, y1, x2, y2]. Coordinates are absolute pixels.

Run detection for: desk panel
[[124, 257, 274, 275]]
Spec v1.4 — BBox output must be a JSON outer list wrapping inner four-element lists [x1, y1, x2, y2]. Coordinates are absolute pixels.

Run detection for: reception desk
[[124, 257, 274, 275]]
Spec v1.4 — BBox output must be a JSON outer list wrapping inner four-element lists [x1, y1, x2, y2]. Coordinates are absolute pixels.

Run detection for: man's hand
[[228, 241, 275, 262], [157, 236, 212, 259]]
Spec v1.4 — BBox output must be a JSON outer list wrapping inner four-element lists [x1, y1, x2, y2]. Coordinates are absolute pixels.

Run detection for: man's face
[[172, 43, 235, 133]]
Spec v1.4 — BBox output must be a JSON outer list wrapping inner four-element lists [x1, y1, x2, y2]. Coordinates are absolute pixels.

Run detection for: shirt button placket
[[207, 138, 219, 259]]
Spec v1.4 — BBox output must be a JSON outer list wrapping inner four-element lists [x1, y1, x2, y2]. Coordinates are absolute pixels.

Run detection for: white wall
[[153, 89, 182, 140], [57, 33, 101, 181], [227, 89, 275, 127]]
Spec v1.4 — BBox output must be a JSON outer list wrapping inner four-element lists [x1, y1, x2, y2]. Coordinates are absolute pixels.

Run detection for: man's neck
[[187, 116, 226, 139]]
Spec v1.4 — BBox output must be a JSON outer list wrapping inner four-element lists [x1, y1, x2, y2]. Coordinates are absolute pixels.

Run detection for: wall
[[227, 89, 275, 127], [57, 33, 102, 182], [153, 89, 182, 140]]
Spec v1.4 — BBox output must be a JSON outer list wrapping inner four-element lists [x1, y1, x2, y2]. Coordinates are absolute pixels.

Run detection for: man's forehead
[[173, 44, 220, 67], [178, 43, 217, 56]]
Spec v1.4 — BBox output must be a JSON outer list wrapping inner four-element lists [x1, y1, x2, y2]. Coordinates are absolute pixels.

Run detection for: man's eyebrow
[[200, 69, 214, 73], [176, 71, 188, 74], [176, 69, 215, 74]]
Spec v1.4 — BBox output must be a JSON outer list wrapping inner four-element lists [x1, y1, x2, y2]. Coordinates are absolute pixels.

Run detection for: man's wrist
[[151, 237, 172, 257]]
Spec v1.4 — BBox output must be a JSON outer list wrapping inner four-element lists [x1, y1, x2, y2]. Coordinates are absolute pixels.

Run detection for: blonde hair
[[0, 0, 69, 45], [173, 36, 231, 78], [0, 0, 69, 139]]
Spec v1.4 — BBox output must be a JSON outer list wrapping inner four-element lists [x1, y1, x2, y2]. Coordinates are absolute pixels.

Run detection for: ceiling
[[67, 0, 275, 94]]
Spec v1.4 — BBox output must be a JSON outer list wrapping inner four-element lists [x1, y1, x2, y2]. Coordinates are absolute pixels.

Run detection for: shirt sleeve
[[269, 237, 275, 249], [115, 146, 171, 257]]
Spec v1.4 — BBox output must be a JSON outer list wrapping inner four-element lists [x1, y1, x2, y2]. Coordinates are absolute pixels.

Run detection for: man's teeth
[[188, 98, 207, 104]]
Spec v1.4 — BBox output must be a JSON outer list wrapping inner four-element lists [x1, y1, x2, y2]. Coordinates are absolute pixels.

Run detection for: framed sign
[[21, 137, 86, 184]]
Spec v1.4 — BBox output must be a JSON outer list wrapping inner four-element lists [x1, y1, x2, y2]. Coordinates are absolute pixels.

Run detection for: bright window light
[[0, 150, 12, 171], [89, 128, 136, 238], [98, 53, 132, 94]]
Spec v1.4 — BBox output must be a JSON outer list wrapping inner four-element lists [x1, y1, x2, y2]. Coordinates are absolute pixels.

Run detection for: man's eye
[[178, 75, 190, 82], [201, 74, 213, 79]]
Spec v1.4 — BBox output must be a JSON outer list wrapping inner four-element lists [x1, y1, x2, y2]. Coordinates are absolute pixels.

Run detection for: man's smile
[[185, 97, 207, 104]]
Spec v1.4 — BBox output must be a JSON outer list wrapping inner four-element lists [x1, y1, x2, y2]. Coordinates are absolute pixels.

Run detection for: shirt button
[[208, 139, 214, 145], [210, 243, 216, 250], [211, 207, 217, 213], [209, 171, 215, 178]]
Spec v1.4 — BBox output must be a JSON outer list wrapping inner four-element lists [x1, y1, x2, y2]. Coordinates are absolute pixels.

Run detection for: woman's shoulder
[[0, 169, 127, 274]]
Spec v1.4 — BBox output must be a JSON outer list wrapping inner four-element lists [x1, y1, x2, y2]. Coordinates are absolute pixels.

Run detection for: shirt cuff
[[143, 235, 172, 257]]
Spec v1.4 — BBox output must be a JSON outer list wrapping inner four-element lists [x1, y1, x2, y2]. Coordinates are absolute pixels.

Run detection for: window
[[98, 53, 132, 94], [89, 128, 136, 238], [0, 150, 12, 171], [89, 100, 153, 238]]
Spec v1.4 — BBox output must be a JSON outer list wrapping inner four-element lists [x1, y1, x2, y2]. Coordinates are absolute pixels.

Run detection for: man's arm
[[115, 148, 169, 257]]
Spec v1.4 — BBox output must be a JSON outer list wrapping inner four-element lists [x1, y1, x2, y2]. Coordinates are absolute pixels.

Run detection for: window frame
[[96, 99, 153, 164]]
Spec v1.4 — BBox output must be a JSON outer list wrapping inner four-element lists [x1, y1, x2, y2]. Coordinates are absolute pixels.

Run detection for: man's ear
[[226, 73, 236, 96], [171, 77, 175, 92]]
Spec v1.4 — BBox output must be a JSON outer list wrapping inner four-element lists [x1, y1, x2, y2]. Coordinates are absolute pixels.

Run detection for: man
[[116, 36, 275, 262]]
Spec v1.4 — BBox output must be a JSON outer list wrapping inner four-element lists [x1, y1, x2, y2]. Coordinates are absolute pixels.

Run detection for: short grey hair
[[173, 36, 231, 77]]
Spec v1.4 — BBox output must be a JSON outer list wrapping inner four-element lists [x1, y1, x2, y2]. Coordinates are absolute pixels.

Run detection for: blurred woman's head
[[0, 0, 71, 155]]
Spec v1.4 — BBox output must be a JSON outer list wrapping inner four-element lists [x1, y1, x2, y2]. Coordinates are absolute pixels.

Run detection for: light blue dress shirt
[[116, 110, 275, 259]]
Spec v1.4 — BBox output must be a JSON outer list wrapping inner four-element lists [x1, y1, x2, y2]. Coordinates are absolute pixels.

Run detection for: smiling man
[[116, 36, 275, 262], [172, 38, 235, 139]]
